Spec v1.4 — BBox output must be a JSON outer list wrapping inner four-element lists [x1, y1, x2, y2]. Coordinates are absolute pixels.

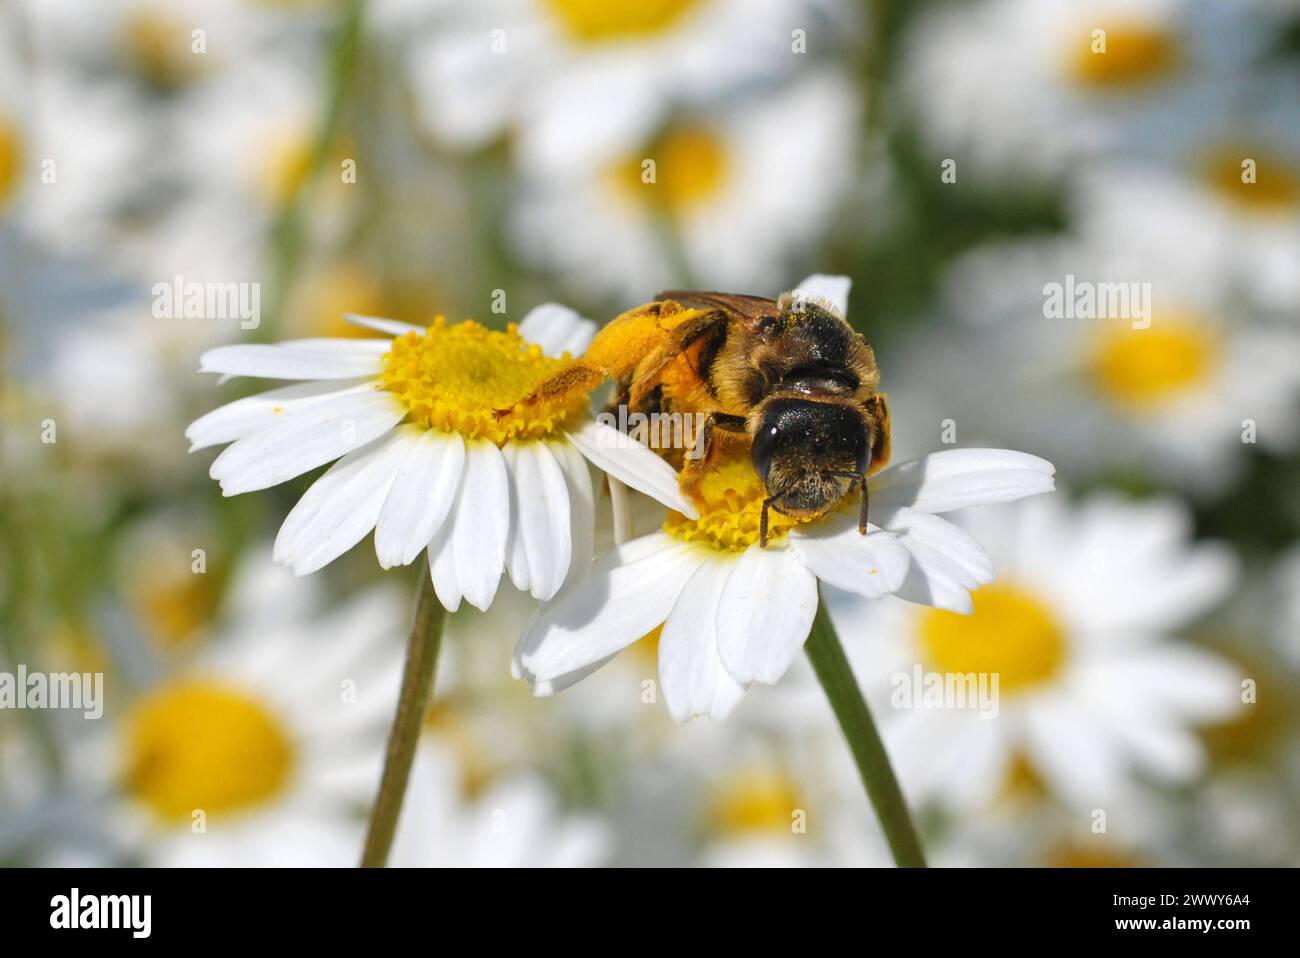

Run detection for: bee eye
[[751, 420, 779, 479]]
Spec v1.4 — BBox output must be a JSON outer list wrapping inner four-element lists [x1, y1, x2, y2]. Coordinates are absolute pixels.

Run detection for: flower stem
[[360, 561, 447, 867], [804, 597, 926, 867]]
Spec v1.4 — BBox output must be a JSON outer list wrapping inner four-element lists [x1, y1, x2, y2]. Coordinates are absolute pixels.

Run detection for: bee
[[502, 288, 891, 546]]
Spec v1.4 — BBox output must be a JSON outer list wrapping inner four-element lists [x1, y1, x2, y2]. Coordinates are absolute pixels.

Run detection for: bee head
[[751, 397, 870, 520]]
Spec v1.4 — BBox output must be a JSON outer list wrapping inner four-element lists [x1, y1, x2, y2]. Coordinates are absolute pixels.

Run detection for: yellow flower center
[[380, 318, 589, 444], [424, 702, 495, 798], [544, 0, 701, 43], [131, 571, 221, 650], [122, 11, 202, 89], [1045, 844, 1140, 868], [710, 766, 804, 837], [289, 266, 389, 340], [1000, 751, 1048, 801], [664, 455, 804, 551], [1088, 316, 1217, 410], [1067, 22, 1178, 89], [0, 114, 22, 211], [1200, 145, 1300, 214], [123, 682, 295, 822], [253, 128, 317, 207], [45, 624, 109, 675], [608, 126, 730, 216], [919, 583, 1067, 695]]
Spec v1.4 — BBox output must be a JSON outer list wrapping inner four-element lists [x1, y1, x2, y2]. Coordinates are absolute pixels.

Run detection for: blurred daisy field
[[1, 0, 1299, 872]]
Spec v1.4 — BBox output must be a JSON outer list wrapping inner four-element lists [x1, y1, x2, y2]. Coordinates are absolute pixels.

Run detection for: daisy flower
[[693, 745, 890, 867], [898, 0, 1280, 185], [840, 492, 1243, 814], [515, 446, 1055, 720], [187, 305, 696, 611], [22, 0, 252, 94], [1073, 70, 1300, 315], [403, 0, 835, 175], [0, 24, 146, 260], [389, 742, 609, 868], [888, 232, 1300, 495], [509, 70, 858, 300], [76, 557, 407, 867]]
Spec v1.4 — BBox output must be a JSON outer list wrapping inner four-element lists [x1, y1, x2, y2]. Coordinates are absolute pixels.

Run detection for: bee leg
[[760, 495, 781, 549], [679, 412, 745, 494], [495, 362, 603, 418]]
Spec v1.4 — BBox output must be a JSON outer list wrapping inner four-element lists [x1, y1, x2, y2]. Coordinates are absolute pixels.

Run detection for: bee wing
[[655, 291, 780, 334]]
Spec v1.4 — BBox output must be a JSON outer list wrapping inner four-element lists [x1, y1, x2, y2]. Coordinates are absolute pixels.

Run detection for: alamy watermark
[[595, 406, 709, 460], [152, 274, 261, 330], [50, 889, 151, 938], [891, 666, 1000, 719], [1043, 273, 1152, 329], [0, 666, 103, 719]]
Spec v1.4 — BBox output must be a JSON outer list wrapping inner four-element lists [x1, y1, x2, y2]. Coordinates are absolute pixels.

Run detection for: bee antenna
[[824, 470, 870, 536]]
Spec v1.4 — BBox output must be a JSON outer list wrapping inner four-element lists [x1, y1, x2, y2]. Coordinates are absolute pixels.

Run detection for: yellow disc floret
[[709, 765, 804, 837], [121, 11, 204, 90], [919, 583, 1067, 695], [1089, 315, 1217, 411], [0, 114, 22, 212], [1068, 23, 1178, 89], [544, 0, 700, 44], [606, 126, 731, 217], [123, 681, 295, 822], [664, 455, 806, 551], [1200, 145, 1300, 214], [380, 317, 590, 444]]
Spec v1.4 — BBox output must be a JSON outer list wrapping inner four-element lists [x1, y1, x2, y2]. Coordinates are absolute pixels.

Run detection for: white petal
[[885, 508, 996, 614], [427, 517, 462, 613], [344, 313, 424, 337], [787, 517, 910, 599], [517, 303, 597, 358], [551, 438, 595, 582], [565, 419, 699, 519], [792, 273, 851, 317], [871, 448, 1055, 516], [659, 559, 747, 722], [527, 654, 618, 697], [608, 476, 635, 545], [1081, 646, 1242, 724], [198, 341, 386, 380], [504, 442, 573, 601], [1023, 698, 1128, 810], [373, 428, 466, 569], [186, 379, 377, 451], [716, 545, 819, 686], [210, 391, 407, 495], [504, 447, 532, 595], [515, 534, 705, 684], [453, 440, 510, 611], [278, 338, 395, 353], [1101, 714, 1206, 782], [272, 428, 416, 574]]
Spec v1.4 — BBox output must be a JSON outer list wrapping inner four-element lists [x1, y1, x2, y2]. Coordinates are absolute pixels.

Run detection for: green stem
[[805, 596, 926, 867], [360, 562, 447, 867], [257, 0, 366, 344]]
